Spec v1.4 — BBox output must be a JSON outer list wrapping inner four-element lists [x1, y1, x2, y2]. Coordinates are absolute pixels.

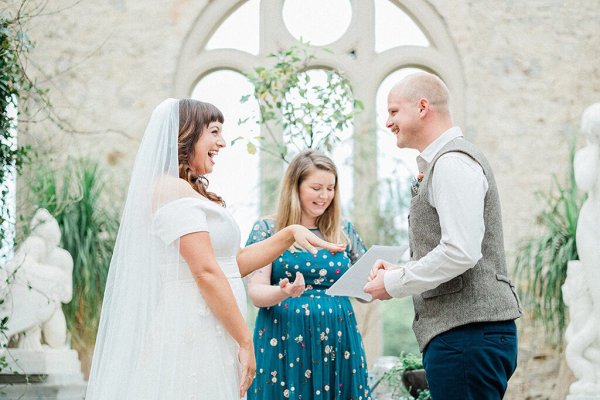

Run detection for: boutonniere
[[410, 172, 425, 197]]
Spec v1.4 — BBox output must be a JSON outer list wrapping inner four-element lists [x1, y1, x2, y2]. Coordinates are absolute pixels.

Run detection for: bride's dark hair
[[178, 99, 225, 206]]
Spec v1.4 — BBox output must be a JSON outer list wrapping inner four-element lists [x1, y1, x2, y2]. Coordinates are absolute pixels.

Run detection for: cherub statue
[[0, 209, 73, 350], [565, 102, 600, 396], [563, 260, 600, 394]]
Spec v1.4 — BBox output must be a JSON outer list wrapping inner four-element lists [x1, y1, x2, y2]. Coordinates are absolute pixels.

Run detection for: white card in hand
[[326, 245, 408, 301]]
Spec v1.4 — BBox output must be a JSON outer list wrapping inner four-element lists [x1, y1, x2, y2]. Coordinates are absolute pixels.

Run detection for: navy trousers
[[422, 320, 518, 400]]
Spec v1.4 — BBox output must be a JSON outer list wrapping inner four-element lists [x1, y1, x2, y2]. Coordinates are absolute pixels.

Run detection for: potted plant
[[372, 352, 430, 399]]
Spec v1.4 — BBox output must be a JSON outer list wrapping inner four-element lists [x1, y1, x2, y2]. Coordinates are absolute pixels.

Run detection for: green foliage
[[514, 140, 584, 342], [375, 166, 416, 357], [382, 298, 419, 356], [239, 43, 363, 161], [26, 159, 119, 350], [0, 8, 48, 376], [376, 176, 410, 246], [377, 352, 429, 399], [0, 16, 36, 248]]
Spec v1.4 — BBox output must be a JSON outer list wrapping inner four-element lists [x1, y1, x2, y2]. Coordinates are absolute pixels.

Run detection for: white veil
[[85, 98, 181, 399]]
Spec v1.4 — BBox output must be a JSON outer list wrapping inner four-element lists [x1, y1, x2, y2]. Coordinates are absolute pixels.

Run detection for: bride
[[85, 99, 344, 399]]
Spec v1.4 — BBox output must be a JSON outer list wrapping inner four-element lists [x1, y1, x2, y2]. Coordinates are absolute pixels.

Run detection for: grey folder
[[326, 245, 408, 301]]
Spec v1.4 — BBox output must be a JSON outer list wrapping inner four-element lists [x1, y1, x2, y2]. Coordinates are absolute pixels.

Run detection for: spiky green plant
[[27, 159, 118, 352], [514, 141, 584, 342]]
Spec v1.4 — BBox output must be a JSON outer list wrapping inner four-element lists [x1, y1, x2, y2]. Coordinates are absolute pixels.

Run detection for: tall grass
[[514, 142, 584, 343], [26, 159, 118, 358]]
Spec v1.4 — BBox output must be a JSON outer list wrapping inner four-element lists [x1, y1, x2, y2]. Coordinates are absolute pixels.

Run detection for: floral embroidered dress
[[246, 219, 372, 400]]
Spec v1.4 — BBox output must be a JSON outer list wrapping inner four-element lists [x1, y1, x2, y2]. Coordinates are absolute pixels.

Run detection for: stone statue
[[564, 102, 600, 399], [0, 208, 74, 350], [564, 261, 600, 394]]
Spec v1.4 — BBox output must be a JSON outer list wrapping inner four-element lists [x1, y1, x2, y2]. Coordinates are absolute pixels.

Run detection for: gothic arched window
[[175, 0, 465, 357]]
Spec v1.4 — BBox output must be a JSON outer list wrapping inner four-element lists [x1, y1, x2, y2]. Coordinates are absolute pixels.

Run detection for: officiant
[[244, 149, 373, 400]]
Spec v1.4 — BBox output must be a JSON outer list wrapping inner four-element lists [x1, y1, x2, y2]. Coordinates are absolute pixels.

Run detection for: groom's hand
[[363, 269, 392, 300], [368, 259, 396, 281]]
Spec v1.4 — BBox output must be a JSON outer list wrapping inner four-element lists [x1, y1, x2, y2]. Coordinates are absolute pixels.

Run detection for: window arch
[[175, 0, 464, 218], [175, 0, 465, 359]]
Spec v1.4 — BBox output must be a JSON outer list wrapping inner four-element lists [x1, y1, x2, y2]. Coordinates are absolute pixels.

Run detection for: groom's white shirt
[[384, 127, 490, 298]]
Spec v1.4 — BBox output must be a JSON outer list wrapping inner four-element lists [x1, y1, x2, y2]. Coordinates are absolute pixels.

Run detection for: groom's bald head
[[390, 72, 451, 116]]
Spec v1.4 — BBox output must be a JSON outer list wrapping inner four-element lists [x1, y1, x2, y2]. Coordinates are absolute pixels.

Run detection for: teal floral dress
[[246, 219, 372, 400]]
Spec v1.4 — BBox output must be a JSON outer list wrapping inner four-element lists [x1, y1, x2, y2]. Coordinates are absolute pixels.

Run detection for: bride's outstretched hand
[[289, 225, 346, 254], [238, 342, 256, 398]]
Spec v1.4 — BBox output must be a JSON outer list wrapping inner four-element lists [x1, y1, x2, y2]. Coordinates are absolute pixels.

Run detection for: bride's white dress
[[126, 196, 246, 399]]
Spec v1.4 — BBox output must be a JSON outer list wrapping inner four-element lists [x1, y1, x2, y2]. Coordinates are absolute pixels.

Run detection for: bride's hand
[[288, 225, 346, 254], [238, 341, 256, 398]]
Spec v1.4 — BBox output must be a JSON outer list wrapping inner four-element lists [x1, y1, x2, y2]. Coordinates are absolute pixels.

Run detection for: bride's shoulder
[[152, 176, 203, 211]]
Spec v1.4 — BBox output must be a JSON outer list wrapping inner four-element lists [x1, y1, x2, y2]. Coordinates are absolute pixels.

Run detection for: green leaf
[[514, 137, 584, 343]]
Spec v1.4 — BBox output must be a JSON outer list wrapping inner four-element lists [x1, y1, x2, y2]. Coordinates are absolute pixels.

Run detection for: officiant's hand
[[363, 269, 392, 300], [280, 272, 306, 298]]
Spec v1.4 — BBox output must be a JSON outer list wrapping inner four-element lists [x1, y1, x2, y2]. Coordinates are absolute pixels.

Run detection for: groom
[[364, 72, 522, 399]]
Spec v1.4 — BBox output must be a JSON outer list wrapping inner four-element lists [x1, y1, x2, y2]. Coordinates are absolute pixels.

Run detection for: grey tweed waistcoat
[[409, 137, 522, 352]]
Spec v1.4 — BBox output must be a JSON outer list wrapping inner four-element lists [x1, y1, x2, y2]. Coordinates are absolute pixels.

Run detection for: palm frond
[[514, 140, 584, 342]]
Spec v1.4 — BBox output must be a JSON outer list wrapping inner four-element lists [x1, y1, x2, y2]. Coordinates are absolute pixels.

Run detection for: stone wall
[[429, 0, 600, 254], [18, 0, 600, 251], [11, 1, 600, 398], [16, 0, 209, 189]]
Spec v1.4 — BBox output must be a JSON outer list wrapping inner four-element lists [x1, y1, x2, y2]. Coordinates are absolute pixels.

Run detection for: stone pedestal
[[0, 348, 86, 399]]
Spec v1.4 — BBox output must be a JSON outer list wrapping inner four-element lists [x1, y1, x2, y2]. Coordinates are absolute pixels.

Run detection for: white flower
[[270, 338, 278, 346]]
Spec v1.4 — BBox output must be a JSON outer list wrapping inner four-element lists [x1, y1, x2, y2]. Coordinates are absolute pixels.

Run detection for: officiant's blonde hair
[[275, 150, 348, 246]]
